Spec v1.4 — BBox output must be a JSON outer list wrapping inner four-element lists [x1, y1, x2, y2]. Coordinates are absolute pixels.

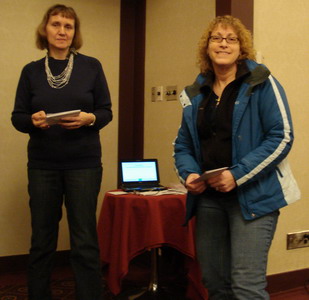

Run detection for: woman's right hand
[[185, 173, 207, 195], [31, 111, 50, 129]]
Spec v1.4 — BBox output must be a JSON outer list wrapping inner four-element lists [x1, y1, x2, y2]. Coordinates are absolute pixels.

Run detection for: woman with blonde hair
[[12, 4, 112, 300], [174, 15, 300, 299]]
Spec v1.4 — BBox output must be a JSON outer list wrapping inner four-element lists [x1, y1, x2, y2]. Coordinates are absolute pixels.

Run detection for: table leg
[[147, 246, 159, 292], [128, 248, 174, 300]]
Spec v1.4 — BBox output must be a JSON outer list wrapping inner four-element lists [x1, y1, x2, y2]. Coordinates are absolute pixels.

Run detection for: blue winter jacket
[[173, 60, 301, 223]]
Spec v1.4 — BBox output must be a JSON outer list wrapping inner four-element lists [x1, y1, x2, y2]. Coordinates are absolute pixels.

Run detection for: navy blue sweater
[[12, 53, 112, 169]]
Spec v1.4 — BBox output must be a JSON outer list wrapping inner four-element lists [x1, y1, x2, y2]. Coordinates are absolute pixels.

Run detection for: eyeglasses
[[209, 36, 239, 44]]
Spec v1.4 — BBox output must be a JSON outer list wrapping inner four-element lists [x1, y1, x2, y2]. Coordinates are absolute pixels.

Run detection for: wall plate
[[165, 85, 177, 101], [151, 86, 164, 102], [287, 230, 309, 250]]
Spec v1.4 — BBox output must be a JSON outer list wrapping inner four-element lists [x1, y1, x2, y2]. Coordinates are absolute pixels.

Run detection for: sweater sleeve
[[11, 65, 39, 134], [89, 59, 112, 130]]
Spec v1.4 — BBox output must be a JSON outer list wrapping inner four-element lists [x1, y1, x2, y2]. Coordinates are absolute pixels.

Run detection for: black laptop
[[119, 159, 166, 192]]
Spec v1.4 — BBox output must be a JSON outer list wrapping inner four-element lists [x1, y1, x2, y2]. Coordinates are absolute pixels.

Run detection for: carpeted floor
[[1, 278, 309, 300], [1, 250, 308, 300], [0, 250, 188, 300], [0, 273, 186, 300], [0, 278, 75, 300]]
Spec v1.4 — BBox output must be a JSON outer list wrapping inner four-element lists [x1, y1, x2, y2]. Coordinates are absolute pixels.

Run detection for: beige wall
[[254, 0, 309, 274], [144, 0, 216, 186], [144, 0, 309, 276], [0, 0, 120, 256]]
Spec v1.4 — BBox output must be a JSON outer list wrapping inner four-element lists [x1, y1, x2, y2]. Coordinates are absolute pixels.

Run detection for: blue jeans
[[195, 193, 279, 300], [27, 168, 103, 300]]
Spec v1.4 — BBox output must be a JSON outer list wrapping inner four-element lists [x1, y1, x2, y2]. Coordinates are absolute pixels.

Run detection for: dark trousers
[[27, 167, 103, 300]]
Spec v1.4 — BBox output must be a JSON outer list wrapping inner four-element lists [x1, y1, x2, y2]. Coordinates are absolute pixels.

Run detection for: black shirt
[[197, 61, 250, 171]]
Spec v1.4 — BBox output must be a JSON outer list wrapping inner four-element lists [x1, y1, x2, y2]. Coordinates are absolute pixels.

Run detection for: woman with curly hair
[[174, 15, 300, 299]]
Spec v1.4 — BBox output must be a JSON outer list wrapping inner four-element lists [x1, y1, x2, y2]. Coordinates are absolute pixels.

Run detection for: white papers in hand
[[46, 109, 81, 125], [190, 167, 228, 184]]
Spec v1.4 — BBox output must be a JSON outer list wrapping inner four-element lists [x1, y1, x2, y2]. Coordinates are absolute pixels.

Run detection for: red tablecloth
[[97, 191, 208, 299]]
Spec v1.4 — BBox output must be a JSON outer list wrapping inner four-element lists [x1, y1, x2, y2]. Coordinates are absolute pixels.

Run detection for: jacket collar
[[186, 60, 253, 99], [243, 63, 271, 95]]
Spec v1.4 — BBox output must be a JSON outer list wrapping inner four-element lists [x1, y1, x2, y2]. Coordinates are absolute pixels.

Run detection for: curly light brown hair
[[36, 4, 82, 51], [197, 15, 256, 74]]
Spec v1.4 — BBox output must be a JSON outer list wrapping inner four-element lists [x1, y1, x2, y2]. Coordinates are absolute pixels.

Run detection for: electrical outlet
[[287, 230, 309, 250], [165, 85, 177, 101]]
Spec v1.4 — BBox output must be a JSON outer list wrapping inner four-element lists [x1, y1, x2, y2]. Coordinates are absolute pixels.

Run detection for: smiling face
[[207, 24, 240, 70], [45, 14, 75, 57]]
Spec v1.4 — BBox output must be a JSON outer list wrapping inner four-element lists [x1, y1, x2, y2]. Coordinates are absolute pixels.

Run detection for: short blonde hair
[[197, 15, 256, 73], [36, 4, 82, 51]]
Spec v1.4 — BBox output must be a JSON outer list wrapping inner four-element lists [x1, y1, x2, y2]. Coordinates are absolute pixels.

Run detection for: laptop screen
[[120, 159, 159, 184]]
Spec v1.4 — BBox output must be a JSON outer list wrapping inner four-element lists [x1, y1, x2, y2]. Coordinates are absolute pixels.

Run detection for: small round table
[[97, 191, 208, 299]]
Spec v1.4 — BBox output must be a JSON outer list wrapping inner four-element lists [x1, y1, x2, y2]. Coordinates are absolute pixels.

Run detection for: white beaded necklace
[[45, 52, 74, 89]]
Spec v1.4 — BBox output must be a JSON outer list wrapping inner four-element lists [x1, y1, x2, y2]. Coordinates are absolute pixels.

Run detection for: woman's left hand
[[58, 112, 95, 129], [206, 170, 237, 193]]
